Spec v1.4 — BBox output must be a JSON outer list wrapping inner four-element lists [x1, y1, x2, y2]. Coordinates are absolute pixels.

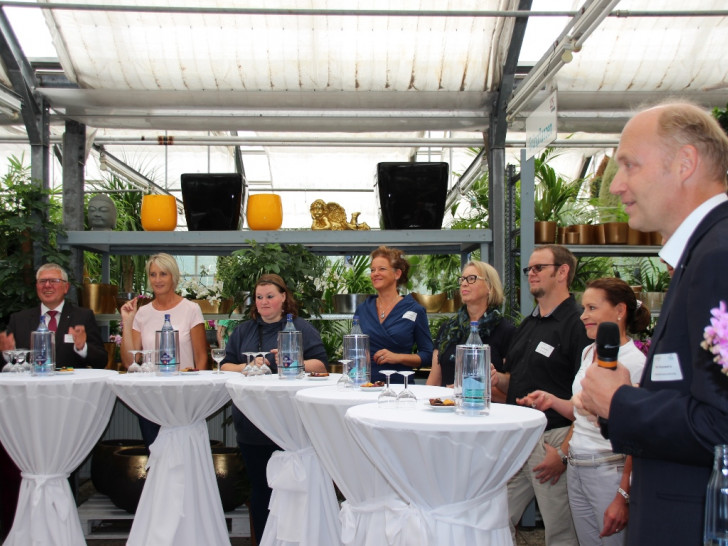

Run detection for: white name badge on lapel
[[651, 353, 683, 381], [64, 334, 74, 344], [535, 341, 554, 358], [403, 311, 417, 322]]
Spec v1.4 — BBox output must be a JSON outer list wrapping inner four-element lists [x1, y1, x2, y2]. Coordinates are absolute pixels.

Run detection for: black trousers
[[238, 442, 280, 545]]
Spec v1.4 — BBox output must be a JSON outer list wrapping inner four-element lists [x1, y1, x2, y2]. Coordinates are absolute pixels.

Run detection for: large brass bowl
[[411, 292, 447, 313]]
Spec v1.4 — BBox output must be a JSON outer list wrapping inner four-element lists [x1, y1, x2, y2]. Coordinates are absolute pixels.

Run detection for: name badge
[[64, 334, 74, 344], [651, 353, 683, 381], [535, 341, 554, 357], [403, 311, 417, 322]]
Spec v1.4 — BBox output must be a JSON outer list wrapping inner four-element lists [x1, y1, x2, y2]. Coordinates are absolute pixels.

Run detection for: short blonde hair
[[145, 253, 180, 289], [463, 260, 504, 308]]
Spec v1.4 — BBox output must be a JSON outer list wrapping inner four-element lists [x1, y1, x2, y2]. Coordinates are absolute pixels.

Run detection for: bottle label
[[280, 353, 299, 378]]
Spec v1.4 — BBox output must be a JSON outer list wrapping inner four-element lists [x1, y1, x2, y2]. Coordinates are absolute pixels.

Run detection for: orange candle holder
[[141, 195, 177, 231], [246, 193, 283, 230]]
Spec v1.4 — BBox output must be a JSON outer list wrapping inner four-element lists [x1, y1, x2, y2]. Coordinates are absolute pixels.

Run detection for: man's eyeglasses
[[522, 264, 561, 275], [37, 279, 66, 286], [457, 275, 485, 285]]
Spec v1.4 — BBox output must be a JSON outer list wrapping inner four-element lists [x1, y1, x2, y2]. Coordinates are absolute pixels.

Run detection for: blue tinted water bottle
[[454, 321, 481, 409], [157, 314, 178, 374], [457, 321, 491, 415], [278, 314, 303, 379], [31, 315, 55, 375], [704, 444, 728, 545], [350, 316, 363, 335]]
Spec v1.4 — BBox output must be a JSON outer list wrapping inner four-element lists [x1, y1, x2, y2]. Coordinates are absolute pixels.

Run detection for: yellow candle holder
[[141, 195, 177, 231]]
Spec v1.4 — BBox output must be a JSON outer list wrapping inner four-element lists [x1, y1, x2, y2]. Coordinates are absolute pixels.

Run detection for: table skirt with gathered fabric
[[226, 374, 341, 546], [345, 402, 547, 546], [0, 369, 117, 546], [295, 384, 452, 546], [108, 371, 234, 546]]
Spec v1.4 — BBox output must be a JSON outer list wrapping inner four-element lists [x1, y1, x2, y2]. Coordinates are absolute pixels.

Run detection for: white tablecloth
[[296, 384, 452, 546], [0, 369, 117, 546], [108, 371, 234, 546], [226, 374, 341, 546], [345, 402, 547, 545]]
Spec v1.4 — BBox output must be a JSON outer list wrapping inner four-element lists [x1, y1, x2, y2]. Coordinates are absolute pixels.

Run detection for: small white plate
[[427, 402, 456, 411], [359, 386, 384, 392], [306, 375, 330, 381], [180, 370, 200, 375], [56, 369, 75, 375]]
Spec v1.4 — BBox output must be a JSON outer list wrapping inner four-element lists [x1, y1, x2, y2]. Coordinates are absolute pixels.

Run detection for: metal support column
[[62, 120, 87, 301], [520, 149, 535, 315]]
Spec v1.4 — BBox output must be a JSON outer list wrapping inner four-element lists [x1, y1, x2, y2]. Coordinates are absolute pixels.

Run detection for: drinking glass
[[140, 349, 156, 373], [241, 352, 256, 377], [396, 371, 417, 409], [14, 349, 30, 374], [211, 348, 225, 374], [2, 350, 16, 373], [247, 352, 262, 378], [257, 352, 272, 376], [337, 359, 353, 390], [377, 370, 397, 407]]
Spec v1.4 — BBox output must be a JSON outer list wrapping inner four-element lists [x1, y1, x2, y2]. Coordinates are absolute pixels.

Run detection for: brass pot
[[440, 293, 463, 313], [603, 222, 628, 244], [81, 283, 118, 314], [574, 224, 595, 245], [91, 439, 144, 496], [534, 221, 557, 244], [411, 292, 447, 313]]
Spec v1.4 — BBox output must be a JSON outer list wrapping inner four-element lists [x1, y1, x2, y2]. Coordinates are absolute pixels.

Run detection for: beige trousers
[[507, 426, 579, 546]]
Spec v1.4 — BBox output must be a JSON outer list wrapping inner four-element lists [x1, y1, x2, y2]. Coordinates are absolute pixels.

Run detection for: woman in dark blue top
[[355, 246, 433, 384], [426, 260, 515, 403], [221, 273, 327, 545]]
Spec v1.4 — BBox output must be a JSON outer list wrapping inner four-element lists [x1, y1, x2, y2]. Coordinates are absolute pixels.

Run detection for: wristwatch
[[617, 487, 630, 504], [557, 447, 568, 465]]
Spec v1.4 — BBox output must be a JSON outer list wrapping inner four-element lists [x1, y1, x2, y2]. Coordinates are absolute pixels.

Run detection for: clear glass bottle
[[350, 316, 363, 335], [279, 314, 302, 379], [31, 315, 54, 376], [158, 314, 178, 374], [283, 313, 295, 331], [455, 321, 482, 410], [704, 444, 728, 545]]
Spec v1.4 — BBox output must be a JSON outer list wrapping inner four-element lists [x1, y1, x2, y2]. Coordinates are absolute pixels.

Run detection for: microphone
[[596, 322, 620, 370]]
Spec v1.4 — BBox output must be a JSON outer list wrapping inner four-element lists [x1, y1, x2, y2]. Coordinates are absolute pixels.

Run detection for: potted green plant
[[408, 253, 461, 313], [0, 155, 70, 329], [634, 257, 670, 313], [217, 240, 327, 318], [532, 148, 581, 244], [323, 255, 373, 314]]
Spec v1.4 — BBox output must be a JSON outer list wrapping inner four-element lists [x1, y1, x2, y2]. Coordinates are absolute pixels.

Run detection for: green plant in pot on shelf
[[0, 154, 70, 328], [322, 255, 373, 314], [532, 149, 582, 243], [217, 240, 327, 318]]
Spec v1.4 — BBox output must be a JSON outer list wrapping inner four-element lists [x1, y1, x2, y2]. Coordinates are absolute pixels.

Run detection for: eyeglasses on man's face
[[522, 264, 561, 275], [457, 274, 485, 285], [37, 278, 66, 286]]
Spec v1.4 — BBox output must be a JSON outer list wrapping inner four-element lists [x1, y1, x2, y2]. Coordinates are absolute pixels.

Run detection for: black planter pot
[[91, 439, 144, 496], [107, 447, 150, 514], [180, 173, 245, 230], [375, 162, 449, 229], [211, 446, 248, 512]]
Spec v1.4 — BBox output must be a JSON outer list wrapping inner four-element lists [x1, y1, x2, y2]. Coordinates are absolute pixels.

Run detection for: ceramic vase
[[180, 173, 244, 230], [246, 193, 283, 230], [141, 194, 177, 231]]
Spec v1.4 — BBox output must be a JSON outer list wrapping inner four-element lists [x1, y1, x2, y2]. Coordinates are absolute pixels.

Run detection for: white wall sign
[[525, 91, 557, 159]]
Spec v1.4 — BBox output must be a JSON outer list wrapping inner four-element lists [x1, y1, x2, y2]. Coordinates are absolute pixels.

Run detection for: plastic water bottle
[[704, 444, 728, 545], [278, 314, 302, 379], [350, 316, 363, 335], [158, 314, 178, 374], [31, 315, 54, 375]]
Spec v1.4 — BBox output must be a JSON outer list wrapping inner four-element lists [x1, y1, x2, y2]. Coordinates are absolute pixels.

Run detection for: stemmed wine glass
[[241, 352, 256, 377], [139, 349, 155, 373], [257, 351, 272, 376], [337, 359, 353, 390], [14, 349, 30, 374], [211, 348, 225, 374], [396, 371, 417, 409], [127, 349, 142, 372], [2, 350, 16, 373], [377, 370, 397, 407], [247, 352, 262, 378]]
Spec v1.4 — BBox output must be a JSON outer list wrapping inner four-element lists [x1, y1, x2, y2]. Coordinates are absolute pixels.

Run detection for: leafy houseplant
[[217, 240, 327, 318], [0, 155, 70, 328], [533, 148, 582, 224], [179, 266, 224, 305]]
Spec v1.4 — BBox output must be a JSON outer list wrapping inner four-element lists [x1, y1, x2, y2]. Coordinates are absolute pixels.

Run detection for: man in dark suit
[[0, 262, 107, 539], [1, 262, 107, 368], [580, 102, 728, 545]]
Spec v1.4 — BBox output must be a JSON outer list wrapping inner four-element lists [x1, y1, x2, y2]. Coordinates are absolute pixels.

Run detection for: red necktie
[[47, 310, 58, 332]]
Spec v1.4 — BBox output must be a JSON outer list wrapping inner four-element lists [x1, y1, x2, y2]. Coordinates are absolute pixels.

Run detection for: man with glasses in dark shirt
[[492, 244, 591, 545]]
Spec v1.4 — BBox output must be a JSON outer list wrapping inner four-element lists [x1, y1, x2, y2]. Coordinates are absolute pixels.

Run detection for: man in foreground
[[580, 101, 728, 544]]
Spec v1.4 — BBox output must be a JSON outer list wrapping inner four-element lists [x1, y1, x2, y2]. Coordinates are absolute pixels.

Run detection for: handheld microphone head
[[596, 322, 620, 370]]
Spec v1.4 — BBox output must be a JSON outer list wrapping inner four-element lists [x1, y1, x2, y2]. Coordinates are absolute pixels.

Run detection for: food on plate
[[309, 371, 329, 377], [361, 381, 386, 388], [429, 397, 455, 406], [58, 367, 74, 372], [180, 367, 197, 373]]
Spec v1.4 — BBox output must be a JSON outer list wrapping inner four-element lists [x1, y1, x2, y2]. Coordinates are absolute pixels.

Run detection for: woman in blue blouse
[[355, 246, 433, 384]]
